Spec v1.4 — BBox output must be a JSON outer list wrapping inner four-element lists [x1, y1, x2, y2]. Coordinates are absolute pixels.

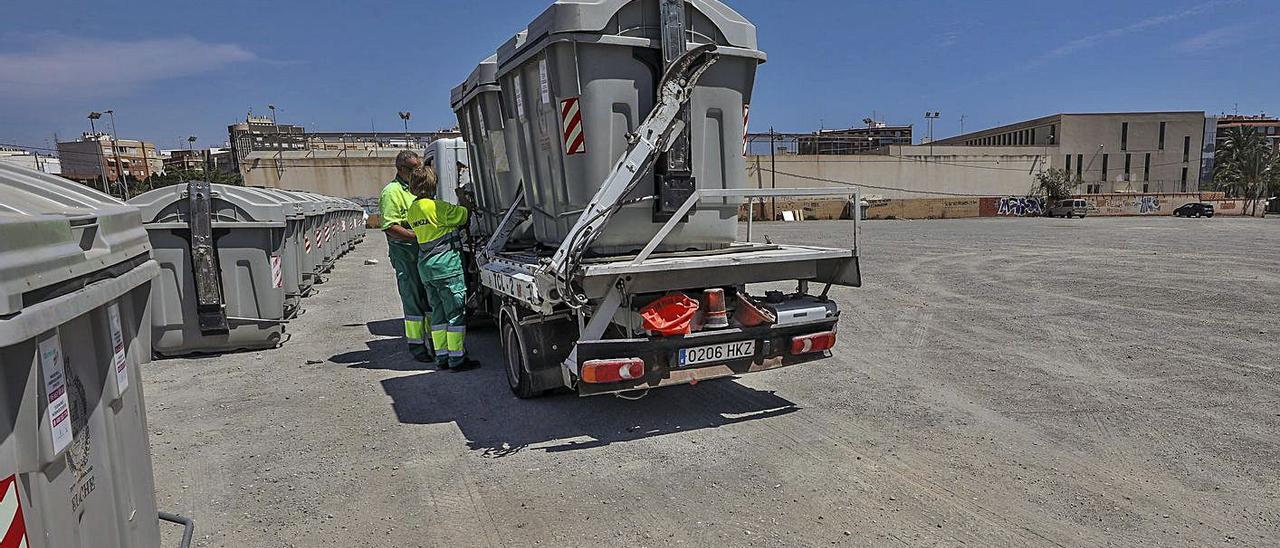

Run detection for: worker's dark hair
[[395, 150, 421, 173], [409, 165, 438, 198]]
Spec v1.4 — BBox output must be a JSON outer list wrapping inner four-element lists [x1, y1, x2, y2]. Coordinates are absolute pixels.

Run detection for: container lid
[[497, 0, 758, 71], [128, 183, 289, 228], [250, 187, 307, 219], [0, 163, 152, 316], [452, 55, 500, 112]]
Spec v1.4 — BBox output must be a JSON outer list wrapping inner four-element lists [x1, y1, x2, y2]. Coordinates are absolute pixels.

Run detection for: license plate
[[677, 340, 756, 367]]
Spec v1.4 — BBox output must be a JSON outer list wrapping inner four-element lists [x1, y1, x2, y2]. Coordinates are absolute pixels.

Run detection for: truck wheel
[[500, 306, 540, 399]]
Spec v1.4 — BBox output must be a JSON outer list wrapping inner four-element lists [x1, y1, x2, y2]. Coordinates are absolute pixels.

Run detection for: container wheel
[[500, 305, 540, 399]]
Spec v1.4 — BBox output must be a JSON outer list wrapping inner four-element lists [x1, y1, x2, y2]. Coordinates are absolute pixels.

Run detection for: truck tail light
[[790, 331, 836, 355], [581, 358, 645, 384]]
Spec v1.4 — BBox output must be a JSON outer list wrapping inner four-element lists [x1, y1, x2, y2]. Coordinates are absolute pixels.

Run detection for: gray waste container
[[452, 54, 526, 238], [425, 138, 469, 205], [129, 182, 288, 356], [0, 163, 163, 548], [495, 0, 764, 254], [249, 188, 307, 317]]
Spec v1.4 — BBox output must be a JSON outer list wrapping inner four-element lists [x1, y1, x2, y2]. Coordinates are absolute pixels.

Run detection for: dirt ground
[[148, 216, 1279, 547]]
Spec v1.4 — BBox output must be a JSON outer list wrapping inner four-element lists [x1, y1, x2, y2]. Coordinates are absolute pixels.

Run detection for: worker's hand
[[385, 224, 416, 242]]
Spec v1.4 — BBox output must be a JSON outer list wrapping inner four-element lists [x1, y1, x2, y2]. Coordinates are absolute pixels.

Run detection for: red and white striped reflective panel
[[1, 475, 28, 548], [742, 104, 751, 156], [304, 235, 312, 253], [270, 256, 283, 289], [560, 97, 586, 155]]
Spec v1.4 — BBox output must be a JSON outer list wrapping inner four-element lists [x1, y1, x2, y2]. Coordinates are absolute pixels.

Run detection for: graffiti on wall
[[1138, 196, 1160, 214], [996, 196, 1044, 217]]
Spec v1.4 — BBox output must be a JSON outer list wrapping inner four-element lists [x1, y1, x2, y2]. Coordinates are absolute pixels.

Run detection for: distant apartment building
[[933, 112, 1208, 194], [1214, 114, 1279, 151], [795, 122, 913, 155], [57, 134, 161, 184], [164, 147, 239, 174]]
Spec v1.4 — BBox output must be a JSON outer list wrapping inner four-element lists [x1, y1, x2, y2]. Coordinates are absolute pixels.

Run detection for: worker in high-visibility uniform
[[406, 165, 477, 371], [378, 150, 432, 362]]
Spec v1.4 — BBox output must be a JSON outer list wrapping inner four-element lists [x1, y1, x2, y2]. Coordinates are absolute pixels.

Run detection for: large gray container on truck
[[0, 163, 165, 547], [129, 183, 289, 356], [496, 0, 763, 253], [452, 54, 525, 238]]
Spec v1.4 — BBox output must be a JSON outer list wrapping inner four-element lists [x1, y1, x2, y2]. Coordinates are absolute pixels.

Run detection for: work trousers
[[388, 240, 432, 361], [421, 272, 467, 368]]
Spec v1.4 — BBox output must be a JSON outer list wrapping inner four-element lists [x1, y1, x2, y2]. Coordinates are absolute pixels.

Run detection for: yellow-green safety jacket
[[407, 198, 470, 280]]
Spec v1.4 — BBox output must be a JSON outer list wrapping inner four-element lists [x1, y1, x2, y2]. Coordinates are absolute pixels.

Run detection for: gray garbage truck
[[449, 0, 862, 398]]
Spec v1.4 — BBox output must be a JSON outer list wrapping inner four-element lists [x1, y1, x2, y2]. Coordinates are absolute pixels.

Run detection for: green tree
[[1034, 167, 1077, 202], [1214, 126, 1278, 216], [135, 169, 243, 195]]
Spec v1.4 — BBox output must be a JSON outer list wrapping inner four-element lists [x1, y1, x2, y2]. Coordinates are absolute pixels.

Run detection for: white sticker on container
[[514, 77, 525, 117], [108, 303, 129, 395], [538, 59, 551, 105], [39, 336, 73, 455]]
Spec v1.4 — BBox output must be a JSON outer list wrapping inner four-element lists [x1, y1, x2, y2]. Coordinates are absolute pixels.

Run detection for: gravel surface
[[148, 217, 1280, 547]]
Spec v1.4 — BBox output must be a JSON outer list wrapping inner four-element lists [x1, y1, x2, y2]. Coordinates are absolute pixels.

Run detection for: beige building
[[934, 112, 1208, 194], [57, 134, 162, 184]]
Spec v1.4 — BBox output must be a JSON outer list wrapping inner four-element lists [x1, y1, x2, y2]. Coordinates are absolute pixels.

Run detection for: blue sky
[[1, 0, 1276, 152]]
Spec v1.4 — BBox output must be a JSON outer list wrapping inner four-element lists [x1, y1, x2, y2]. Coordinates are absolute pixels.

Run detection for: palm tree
[[1214, 126, 1279, 216]]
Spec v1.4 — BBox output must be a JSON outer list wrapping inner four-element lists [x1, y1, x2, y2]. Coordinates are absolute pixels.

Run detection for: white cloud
[[0, 33, 256, 98], [1173, 23, 1253, 53], [1037, 0, 1236, 62]]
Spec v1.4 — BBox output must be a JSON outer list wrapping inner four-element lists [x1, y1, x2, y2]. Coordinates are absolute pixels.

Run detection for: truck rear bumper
[[574, 316, 838, 397]]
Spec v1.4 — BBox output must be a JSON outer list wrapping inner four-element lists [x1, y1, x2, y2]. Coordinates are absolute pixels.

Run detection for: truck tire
[[500, 305, 540, 399]]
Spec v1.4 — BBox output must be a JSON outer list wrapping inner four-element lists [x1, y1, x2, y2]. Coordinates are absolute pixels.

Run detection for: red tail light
[[790, 331, 836, 355], [581, 358, 646, 384]]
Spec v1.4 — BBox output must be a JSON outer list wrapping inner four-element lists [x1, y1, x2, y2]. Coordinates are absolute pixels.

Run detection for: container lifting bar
[[544, 44, 720, 282], [656, 0, 695, 219], [187, 179, 229, 334]]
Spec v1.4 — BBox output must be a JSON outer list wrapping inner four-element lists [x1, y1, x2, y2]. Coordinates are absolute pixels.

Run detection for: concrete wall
[[242, 149, 414, 200], [747, 145, 1046, 200]]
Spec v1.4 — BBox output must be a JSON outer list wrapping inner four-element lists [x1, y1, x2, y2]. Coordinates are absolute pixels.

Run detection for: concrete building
[[0, 148, 60, 174], [933, 112, 1208, 194], [796, 122, 913, 155], [57, 133, 161, 184], [228, 115, 460, 173]]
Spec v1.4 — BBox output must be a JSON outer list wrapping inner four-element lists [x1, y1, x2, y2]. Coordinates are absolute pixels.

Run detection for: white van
[[1048, 199, 1089, 218]]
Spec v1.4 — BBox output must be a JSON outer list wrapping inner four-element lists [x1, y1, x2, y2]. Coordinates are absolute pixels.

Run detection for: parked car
[[1047, 199, 1089, 218], [1173, 202, 1215, 218]]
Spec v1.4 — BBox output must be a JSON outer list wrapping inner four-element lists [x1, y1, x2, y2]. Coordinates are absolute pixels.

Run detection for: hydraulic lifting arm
[[542, 44, 720, 282]]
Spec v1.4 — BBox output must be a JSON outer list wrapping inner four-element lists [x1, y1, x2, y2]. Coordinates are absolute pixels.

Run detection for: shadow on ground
[[372, 327, 800, 458], [330, 319, 433, 372]]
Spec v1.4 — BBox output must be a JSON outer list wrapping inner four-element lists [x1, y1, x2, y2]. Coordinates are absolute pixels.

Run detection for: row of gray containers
[[0, 162, 363, 548], [128, 183, 364, 357], [450, 0, 764, 254]]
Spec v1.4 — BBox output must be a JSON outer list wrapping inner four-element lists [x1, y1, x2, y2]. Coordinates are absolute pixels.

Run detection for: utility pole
[[959, 114, 967, 135], [769, 127, 777, 221]]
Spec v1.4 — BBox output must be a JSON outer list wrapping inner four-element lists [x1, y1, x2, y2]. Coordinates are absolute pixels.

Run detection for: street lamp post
[[398, 112, 412, 148], [924, 111, 941, 156], [104, 109, 130, 198], [268, 104, 277, 125], [87, 112, 111, 194]]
